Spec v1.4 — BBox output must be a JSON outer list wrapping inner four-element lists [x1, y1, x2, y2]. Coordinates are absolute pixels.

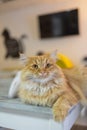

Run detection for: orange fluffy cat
[[8, 52, 87, 121]]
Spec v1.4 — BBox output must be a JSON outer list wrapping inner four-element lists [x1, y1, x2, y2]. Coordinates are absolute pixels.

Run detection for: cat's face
[[21, 54, 58, 83]]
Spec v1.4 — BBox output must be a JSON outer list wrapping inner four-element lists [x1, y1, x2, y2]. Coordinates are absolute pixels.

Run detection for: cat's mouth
[[26, 72, 55, 84], [39, 75, 48, 79], [33, 73, 54, 84]]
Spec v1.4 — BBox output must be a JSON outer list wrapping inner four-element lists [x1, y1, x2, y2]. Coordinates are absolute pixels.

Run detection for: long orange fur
[[18, 54, 83, 121]]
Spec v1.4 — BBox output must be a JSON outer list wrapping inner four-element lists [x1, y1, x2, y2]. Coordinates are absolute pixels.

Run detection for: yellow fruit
[[56, 53, 74, 68]]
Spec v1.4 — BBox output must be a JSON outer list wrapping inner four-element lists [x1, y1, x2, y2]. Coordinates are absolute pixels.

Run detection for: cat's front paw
[[52, 106, 69, 122]]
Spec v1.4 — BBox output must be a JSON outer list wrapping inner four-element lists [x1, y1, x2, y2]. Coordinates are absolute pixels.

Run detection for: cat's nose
[[39, 72, 47, 77]]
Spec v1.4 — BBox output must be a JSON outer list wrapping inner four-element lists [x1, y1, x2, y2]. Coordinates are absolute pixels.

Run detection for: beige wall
[[0, 0, 87, 69]]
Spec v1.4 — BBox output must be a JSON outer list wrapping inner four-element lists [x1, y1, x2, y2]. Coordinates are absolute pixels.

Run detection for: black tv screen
[[38, 9, 79, 38]]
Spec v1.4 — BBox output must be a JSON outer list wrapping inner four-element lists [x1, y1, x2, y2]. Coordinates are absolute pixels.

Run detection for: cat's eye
[[32, 64, 38, 69], [46, 63, 52, 68]]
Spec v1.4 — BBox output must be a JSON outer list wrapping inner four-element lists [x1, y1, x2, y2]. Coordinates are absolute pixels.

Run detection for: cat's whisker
[[25, 75, 33, 80]]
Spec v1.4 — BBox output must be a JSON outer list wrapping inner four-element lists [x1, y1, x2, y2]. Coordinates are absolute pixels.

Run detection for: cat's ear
[[19, 53, 27, 65], [50, 50, 58, 62]]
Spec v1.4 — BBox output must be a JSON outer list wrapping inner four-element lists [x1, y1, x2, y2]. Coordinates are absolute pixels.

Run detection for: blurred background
[[0, 0, 87, 69]]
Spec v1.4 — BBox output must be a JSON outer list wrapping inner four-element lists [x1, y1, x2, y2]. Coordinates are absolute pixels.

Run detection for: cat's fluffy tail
[[63, 67, 87, 106]]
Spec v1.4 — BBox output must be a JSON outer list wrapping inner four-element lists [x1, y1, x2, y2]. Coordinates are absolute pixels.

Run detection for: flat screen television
[[38, 9, 79, 39]]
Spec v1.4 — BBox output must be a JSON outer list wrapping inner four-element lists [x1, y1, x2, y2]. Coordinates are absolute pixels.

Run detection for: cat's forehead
[[28, 55, 52, 64]]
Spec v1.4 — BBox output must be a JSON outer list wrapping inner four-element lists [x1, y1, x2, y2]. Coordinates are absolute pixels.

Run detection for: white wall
[[0, 0, 87, 69]]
